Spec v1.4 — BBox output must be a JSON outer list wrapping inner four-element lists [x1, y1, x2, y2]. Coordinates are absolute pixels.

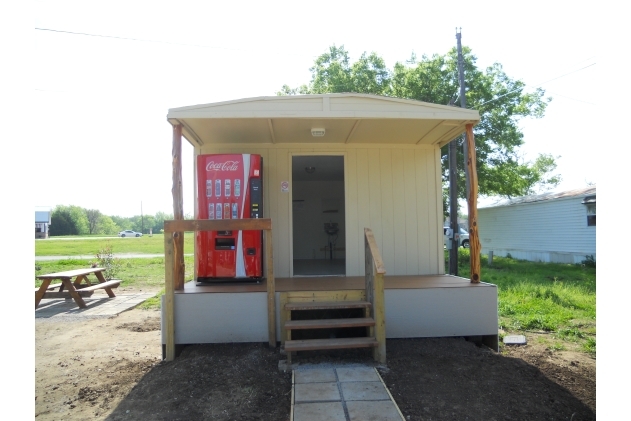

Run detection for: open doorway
[[292, 155, 345, 276]]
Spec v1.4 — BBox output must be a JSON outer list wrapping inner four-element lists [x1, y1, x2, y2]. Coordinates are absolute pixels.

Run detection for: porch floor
[[179, 274, 495, 294]]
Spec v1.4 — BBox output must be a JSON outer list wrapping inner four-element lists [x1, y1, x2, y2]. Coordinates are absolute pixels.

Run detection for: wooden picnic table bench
[[35, 267, 121, 309]]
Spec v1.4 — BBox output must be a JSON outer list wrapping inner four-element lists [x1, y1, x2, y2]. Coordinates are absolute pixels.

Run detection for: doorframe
[[289, 152, 347, 277]]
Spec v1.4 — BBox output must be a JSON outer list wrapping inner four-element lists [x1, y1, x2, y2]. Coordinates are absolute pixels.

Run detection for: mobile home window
[[586, 203, 596, 226]]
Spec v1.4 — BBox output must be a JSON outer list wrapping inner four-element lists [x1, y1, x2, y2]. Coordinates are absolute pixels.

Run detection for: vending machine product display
[[196, 154, 263, 282]]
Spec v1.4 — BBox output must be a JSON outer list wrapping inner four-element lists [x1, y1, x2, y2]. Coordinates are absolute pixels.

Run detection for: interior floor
[[293, 259, 346, 276]]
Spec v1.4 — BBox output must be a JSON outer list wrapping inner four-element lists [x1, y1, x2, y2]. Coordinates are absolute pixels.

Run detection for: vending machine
[[196, 154, 263, 282]]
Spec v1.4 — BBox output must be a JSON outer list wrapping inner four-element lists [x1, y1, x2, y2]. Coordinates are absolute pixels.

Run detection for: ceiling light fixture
[[305, 166, 316, 174], [311, 128, 325, 137]]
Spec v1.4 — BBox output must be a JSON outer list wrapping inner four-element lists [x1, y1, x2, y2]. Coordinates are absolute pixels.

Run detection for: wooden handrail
[[163, 218, 275, 361], [364, 227, 386, 363], [364, 228, 386, 275]]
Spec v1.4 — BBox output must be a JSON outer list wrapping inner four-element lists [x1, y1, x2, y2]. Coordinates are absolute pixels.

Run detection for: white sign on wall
[[281, 181, 289, 192]]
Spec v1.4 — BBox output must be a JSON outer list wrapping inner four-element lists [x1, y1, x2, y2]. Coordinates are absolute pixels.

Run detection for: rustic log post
[[172, 124, 185, 291], [465, 124, 481, 283]]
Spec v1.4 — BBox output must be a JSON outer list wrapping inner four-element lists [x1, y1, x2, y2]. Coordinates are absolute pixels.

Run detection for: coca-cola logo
[[206, 161, 240, 171]]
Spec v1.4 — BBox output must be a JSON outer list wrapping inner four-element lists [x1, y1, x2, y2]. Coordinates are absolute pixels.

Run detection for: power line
[[34, 27, 317, 58], [477, 62, 596, 107], [538, 90, 596, 106]]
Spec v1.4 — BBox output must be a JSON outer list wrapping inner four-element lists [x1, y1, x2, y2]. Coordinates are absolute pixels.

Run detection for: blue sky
[[31, 0, 598, 217]]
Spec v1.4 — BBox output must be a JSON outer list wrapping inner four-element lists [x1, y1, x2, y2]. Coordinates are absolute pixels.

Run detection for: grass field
[[34, 238, 596, 355], [35, 234, 195, 256]]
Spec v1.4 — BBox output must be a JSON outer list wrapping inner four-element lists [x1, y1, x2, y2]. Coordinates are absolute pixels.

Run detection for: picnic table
[[35, 267, 121, 309]]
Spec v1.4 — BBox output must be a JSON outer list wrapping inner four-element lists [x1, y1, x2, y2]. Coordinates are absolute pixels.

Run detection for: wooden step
[[284, 337, 378, 352], [285, 300, 371, 311], [285, 317, 375, 330]]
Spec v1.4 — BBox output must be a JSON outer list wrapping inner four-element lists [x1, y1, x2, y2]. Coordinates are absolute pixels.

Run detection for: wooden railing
[[162, 219, 274, 361], [364, 227, 386, 363]]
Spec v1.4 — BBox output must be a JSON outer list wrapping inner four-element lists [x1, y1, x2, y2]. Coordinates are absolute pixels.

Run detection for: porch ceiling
[[167, 93, 480, 148]]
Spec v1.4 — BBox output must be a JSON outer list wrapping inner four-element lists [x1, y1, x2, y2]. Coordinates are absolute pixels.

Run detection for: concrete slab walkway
[[292, 366, 405, 421], [35, 292, 155, 319]]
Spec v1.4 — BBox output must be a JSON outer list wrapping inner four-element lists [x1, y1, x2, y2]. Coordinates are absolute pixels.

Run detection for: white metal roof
[[479, 186, 596, 209], [35, 211, 51, 223], [167, 93, 480, 148]]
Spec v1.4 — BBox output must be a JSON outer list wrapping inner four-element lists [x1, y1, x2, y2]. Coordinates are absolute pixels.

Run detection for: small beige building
[[162, 94, 498, 360]]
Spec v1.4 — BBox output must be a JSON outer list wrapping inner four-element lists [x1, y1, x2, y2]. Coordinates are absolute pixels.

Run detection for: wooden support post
[[373, 270, 385, 364], [364, 228, 386, 364], [465, 124, 481, 283], [172, 124, 184, 290], [280, 293, 289, 347], [164, 232, 175, 361], [265, 228, 276, 348]]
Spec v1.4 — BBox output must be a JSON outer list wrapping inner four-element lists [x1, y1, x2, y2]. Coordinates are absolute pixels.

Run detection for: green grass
[[35, 255, 194, 311], [36, 240, 596, 355], [35, 234, 195, 256], [449, 248, 596, 356]]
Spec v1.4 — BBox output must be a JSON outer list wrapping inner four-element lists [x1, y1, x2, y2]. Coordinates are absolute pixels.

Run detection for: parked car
[[443, 226, 470, 248], [118, 230, 142, 238]]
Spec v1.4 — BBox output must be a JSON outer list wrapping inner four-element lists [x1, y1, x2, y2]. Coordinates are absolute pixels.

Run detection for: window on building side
[[586, 203, 596, 226]]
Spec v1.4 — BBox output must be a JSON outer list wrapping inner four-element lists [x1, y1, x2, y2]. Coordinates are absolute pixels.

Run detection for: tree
[[86, 209, 102, 235], [96, 215, 120, 235], [49, 208, 76, 236], [153, 211, 174, 234], [111, 215, 132, 231], [49, 205, 90, 236], [278, 45, 560, 202]]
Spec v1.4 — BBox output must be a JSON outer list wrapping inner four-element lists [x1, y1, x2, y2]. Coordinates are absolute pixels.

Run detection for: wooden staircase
[[282, 297, 379, 363], [281, 228, 387, 364]]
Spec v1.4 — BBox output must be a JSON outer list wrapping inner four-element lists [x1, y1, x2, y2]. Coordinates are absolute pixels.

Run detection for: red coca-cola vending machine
[[196, 154, 263, 282]]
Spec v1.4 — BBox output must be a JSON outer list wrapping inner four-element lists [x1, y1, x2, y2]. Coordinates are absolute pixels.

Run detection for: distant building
[[477, 186, 596, 264], [35, 209, 52, 239]]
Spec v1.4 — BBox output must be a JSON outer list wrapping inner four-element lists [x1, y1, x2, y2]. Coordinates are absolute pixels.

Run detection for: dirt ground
[[35, 300, 595, 421]]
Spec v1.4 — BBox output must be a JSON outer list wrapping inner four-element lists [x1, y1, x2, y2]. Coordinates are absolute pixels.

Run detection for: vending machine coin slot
[[250, 178, 262, 218]]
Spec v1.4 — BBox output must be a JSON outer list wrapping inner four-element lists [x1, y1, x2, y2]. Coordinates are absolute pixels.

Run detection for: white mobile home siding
[[478, 196, 596, 264], [195, 143, 445, 277]]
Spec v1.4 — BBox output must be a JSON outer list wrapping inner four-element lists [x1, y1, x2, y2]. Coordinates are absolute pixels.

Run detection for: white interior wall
[[292, 180, 346, 259]]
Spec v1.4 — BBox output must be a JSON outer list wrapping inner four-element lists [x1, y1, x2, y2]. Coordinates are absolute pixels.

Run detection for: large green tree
[[278, 45, 560, 200], [49, 205, 90, 236]]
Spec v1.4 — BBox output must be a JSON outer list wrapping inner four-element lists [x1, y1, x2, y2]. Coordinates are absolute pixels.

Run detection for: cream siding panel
[[391, 149, 407, 275], [355, 149, 371, 276], [379, 150, 396, 274], [415, 150, 431, 274], [434, 148, 445, 274], [425, 148, 444, 273], [266, 149, 279, 274], [274, 149, 291, 277], [403, 151, 420, 275], [345, 149, 360, 276], [367, 149, 384, 261]]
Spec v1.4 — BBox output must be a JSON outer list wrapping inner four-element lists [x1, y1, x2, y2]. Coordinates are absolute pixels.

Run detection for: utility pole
[[448, 129, 459, 275], [141, 201, 144, 234], [456, 28, 471, 214]]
